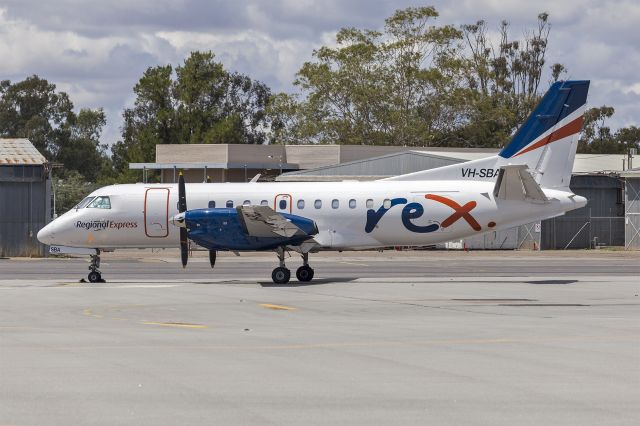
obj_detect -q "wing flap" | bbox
[237,205,309,238]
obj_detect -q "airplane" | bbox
[37,80,590,284]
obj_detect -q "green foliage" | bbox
[578,106,640,154]
[113,51,273,178]
[280,6,464,146]
[52,170,100,214]
[270,7,586,150]
[0,75,111,181]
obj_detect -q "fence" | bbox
[541,210,625,250]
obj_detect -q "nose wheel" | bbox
[87,251,105,283]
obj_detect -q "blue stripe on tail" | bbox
[499,80,590,159]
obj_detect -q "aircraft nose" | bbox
[37,222,56,245]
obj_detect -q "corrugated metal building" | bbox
[621,169,640,249]
[541,175,625,249]
[0,139,51,257]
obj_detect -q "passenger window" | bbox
[76,196,95,209]
[332,199,339,209]
[243,200,251,206]
[349,199,356,209]
[383,199,391,209]
[260,200,268,206]
[226,200,234,208]
[87,196,111,209]
[208,201,216,208]
[297,199,305,209]
[366,199,373,209]
[314,200,322,209]
[279,199,287,210]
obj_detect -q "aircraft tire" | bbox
[88,271,102,283]
[272,267,290,284]
[296,265,314,282]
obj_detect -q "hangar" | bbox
[131,143,636,250]
[0,139,51,257]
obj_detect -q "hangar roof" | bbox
[0,139,47,165]
[277,150,629,181]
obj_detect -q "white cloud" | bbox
[0,1,638,147]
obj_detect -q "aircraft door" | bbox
[274,194,292,214]
[144,188,170,237]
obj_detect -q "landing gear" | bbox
[296,253,314,282]
[270,249,314,284]
[272,267,291,284]
[271,248,291,284]
[87,250,104,283]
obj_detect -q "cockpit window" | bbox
[75,196,95,209]
[87,196,111,209]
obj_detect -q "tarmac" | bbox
[1,250,639,425]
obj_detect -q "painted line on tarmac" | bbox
[260,303,297,311]
[142,321,208,329]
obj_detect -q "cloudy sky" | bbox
[1,0,638,146]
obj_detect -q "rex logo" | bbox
[365,195,481,233]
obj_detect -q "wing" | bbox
[236,205,316,238]
[493,165,549,203]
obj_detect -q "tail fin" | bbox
[383,80,590,188]
[498,80,589,189]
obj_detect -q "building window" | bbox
[383,199,391,209]
[260,200,268,206]
[314,200,322,209]
[349,199,356,209]
[208,201,216,208]
[366,199,374,209]
[87,196,111,209]
[297,199,305,209]
[226,200,234,208]
[243,200,251,206]
[279,199,287,210]
[332,199,339,209]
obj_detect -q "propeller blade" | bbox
[178,172,187,213]
[209,250,216,268]
[180,227,188,268]
[178,172,188,268]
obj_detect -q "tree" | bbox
[277,7,463,146]
[113,52,273,177]
[272,8,567,149]
[457,13,566,148]
[0,75,110,182]
[578,106,640,154]
[0,75,73,157]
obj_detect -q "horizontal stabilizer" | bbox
[493,165,549,203]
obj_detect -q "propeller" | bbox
[178,172,188,268]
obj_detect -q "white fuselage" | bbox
[38,180,586,251]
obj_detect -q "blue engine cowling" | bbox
[185,208,318,251]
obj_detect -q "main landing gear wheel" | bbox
[296,265,314,282]
[272,267,291,284]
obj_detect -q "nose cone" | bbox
[37,222,56,245]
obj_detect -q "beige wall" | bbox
[156,144,228,163]
[285,145,340,169]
